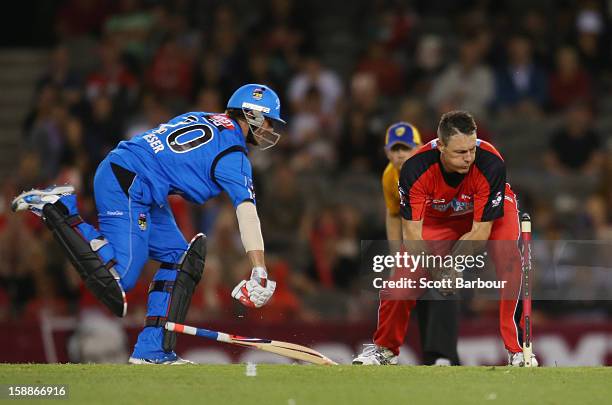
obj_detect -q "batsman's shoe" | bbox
[508,351,539,367]
[11,185,75,216]
[128,352,195,365]
[352,344,398,365]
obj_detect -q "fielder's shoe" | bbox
[128,352,195,365]
[352,344,398,365]
[508,351,539,367]
[11,185,75,216]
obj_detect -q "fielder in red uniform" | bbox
[353,122,460,366]
[359,111,538,366]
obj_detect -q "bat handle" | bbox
[166,322,222,341]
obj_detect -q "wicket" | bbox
[520,213,534,367]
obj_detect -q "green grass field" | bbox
[1,364,611,405]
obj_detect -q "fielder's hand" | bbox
[232,267,276,308]
[429,264,462,296]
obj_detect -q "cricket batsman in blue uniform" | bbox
[12,84,284,364]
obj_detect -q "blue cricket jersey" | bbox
[109,112,255,207]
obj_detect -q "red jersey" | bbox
[399,139,514,222]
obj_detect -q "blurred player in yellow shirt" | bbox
[381,123,422,241]
[354,122,460,365]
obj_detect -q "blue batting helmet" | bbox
[227,84,286,124]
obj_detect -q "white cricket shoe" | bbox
[11,185,75,216]
[128,355,195,365]
[508,351,539,367]
[352,344,398,365]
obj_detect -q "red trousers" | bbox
[373,196,524,355]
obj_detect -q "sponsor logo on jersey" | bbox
[491,191,502,207]
[432,198,474,214]
[138,213,147,231]
[208,114,235,130]
[106,210,124,216]
[399,186,407,207]
[246,177,256,201]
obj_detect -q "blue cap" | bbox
[384,122,422,150]
[227,84,286,124]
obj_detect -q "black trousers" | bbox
[415,290,460,365]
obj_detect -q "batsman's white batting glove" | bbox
[231,267,276,308]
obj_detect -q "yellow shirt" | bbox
[382,162,400,216]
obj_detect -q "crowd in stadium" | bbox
[1,0,612,323]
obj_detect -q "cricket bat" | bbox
[165,322,337,365]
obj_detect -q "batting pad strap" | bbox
[104,259,118,271]
[66,214,84,227]
[159,262,180,270]
[148,280,175,294]
[145,316,167,328]
[236,201,264,252]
